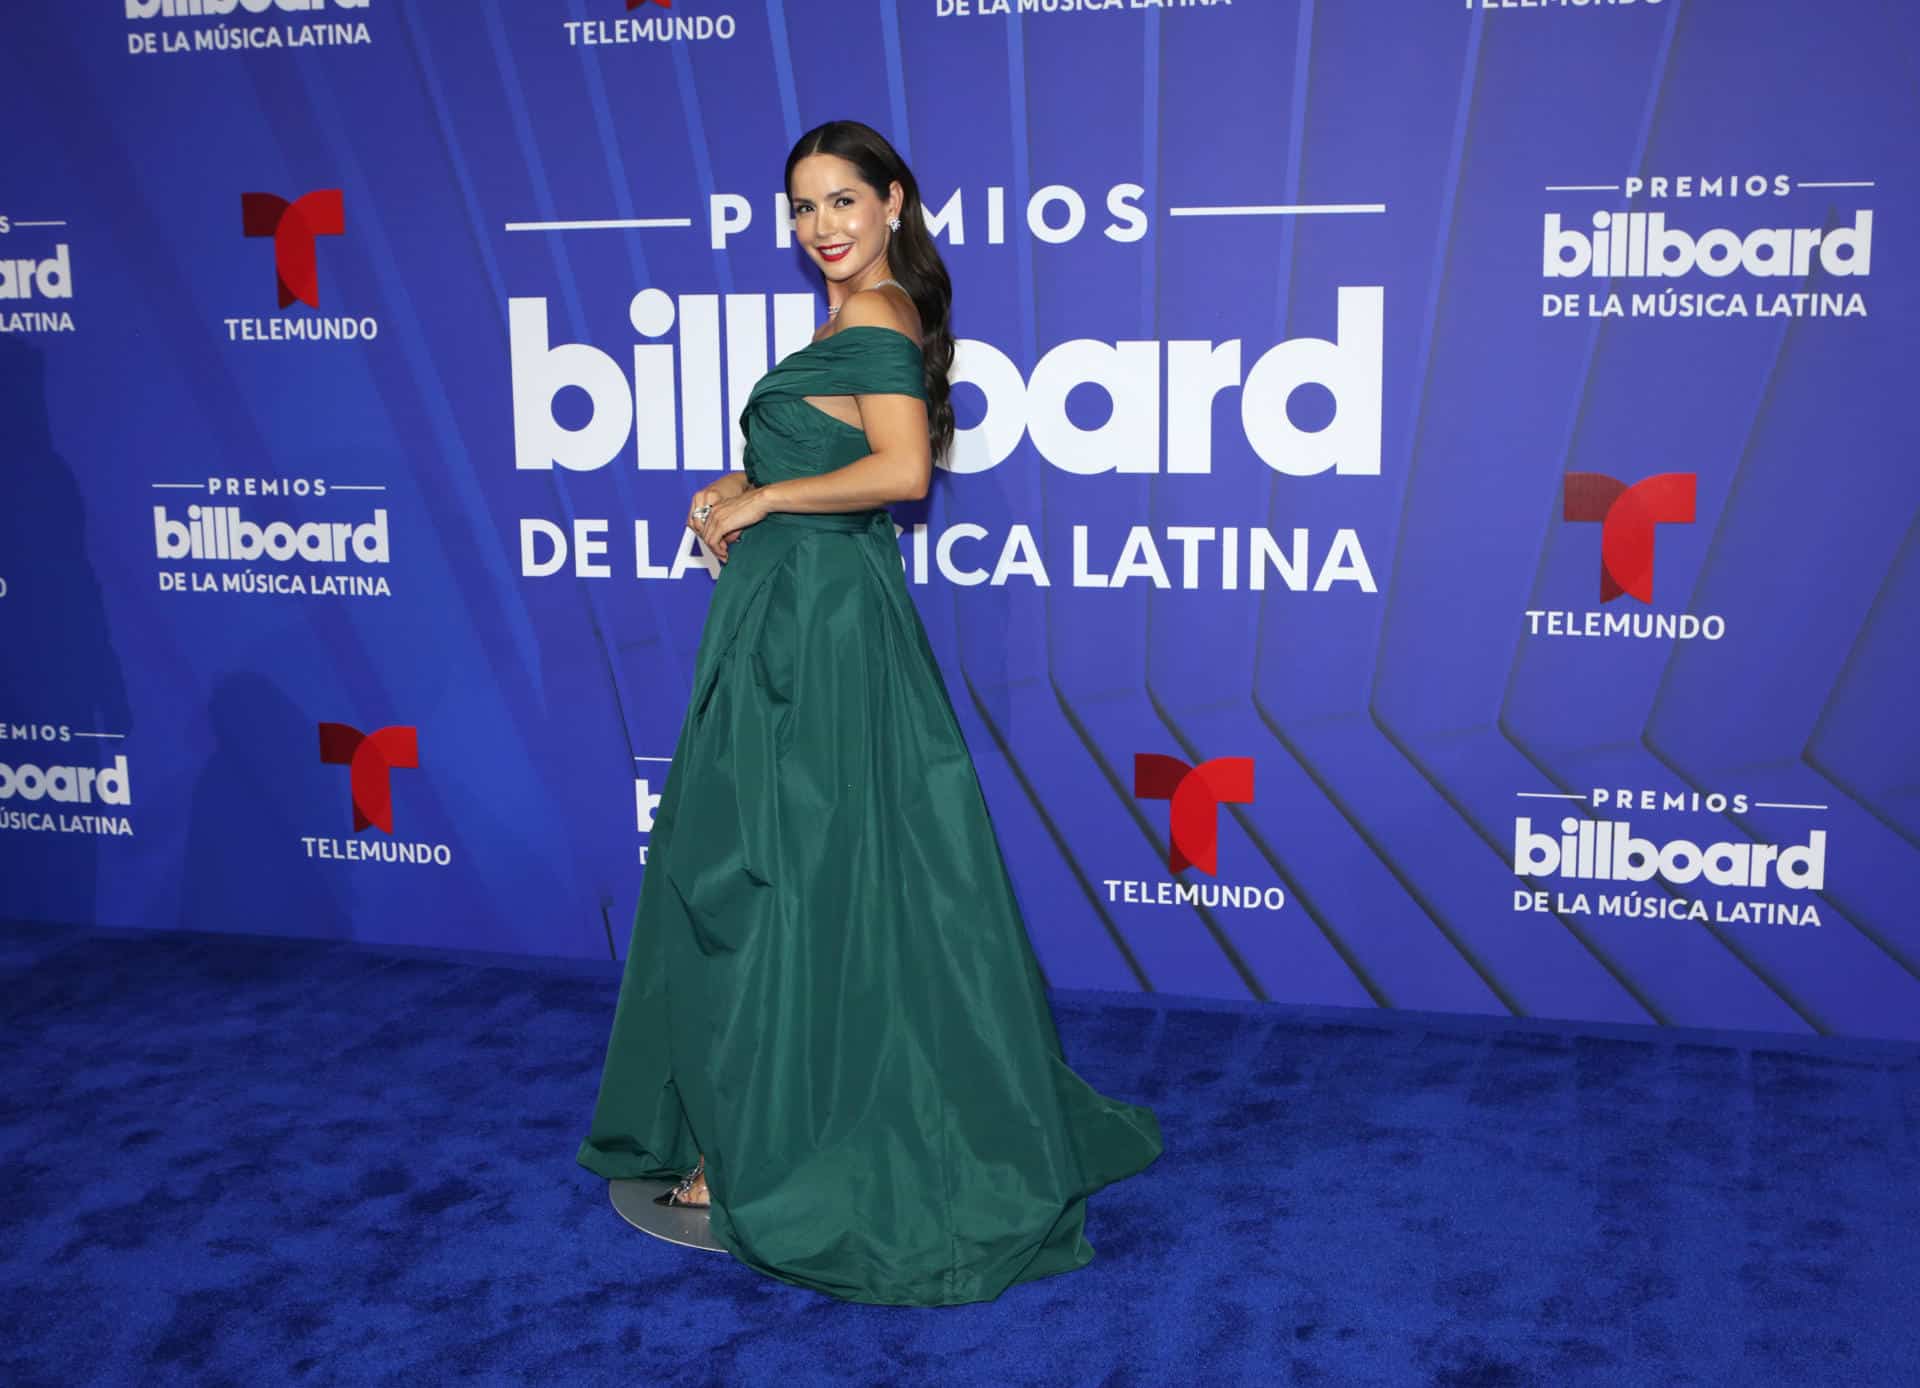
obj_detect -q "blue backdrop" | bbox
[3,0,1917,1040]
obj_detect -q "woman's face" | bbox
[788,153,900,284]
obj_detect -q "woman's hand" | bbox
[696,483,772,563]
[687,473,756,561]
[685,472,751,531]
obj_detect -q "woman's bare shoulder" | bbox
[829,286,921,344]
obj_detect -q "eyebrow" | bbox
[793,188,855,202]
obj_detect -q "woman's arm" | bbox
[697,423,927,561]
[697,294,931,560]
[759,391,931,511]
[766,291,931,510]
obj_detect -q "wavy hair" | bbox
[785,120,956,465]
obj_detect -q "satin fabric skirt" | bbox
[577,509,1162,1306]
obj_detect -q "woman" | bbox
[577,120,1161,1307]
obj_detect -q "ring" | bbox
[692,504,713,523]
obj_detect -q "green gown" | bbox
[576,324,1162,1306]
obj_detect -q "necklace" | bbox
[827,277,904,318]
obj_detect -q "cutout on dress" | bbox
[802,394,863,431]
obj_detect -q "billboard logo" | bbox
[1543,210,1872,281]
[242,190,344,309]
[509,286,1382,478]
[0,754,130,806]
[319,722,417,834]
[128,0,369,18]
[0,749,135,838]
[1536,178,1874,325]
[154,505,390,564]
[124,3,373,59]
[1564,472,1695,604]
[636,771,664,864]
[0,244,72,301]
[1514,816,1825,891]
[0,218,77,334]
[1134,753,1253,876]
[1510,790,1827,928]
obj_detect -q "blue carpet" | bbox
[2,920,1916,1386]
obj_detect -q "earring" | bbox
[888,216,901,232]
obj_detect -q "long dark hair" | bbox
[785,120,956,465]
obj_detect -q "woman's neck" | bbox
[826,265,899,314]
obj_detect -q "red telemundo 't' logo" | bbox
[1563,472,1697,605]
[1134,754,1254,876]
[319,723,419,835]
[241,190,345,309]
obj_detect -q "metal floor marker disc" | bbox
[608,1179,729,1253]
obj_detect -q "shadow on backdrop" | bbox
[178,672,358,939]
[0,339,130,927]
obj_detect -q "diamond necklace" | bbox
[827,277,904,318]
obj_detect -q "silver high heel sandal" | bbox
[652,1156,709,1209]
